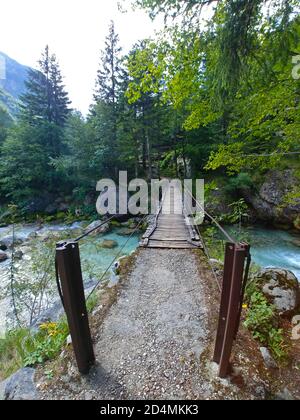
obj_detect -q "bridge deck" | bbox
[141,184,202,249]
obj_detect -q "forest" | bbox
[0,1,300,398]
[0,0,299,222]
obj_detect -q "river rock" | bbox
[255,268,300,316]
[118,228,136,236]
[4,368,39,400]
[0,235,24,248]
[291,238,300,247]
[0,250,8,262]
[85,221,110,236]
[0,241,7,251]
[14,250,23,260]
[100,240,118,249]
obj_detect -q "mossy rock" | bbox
[255,268,300,316]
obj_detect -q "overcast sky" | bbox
[0,0,163,114]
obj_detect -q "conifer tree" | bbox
[21,45,70,127]
[91,21,123,179]
[94,21,122,105]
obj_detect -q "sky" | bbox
[0,0,163,114]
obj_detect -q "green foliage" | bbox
[23,321,69,367]
[0,320,69,380]
[224,173,254,195]
[0,328,32,380]
[201,226,226,261]
[222,199,250,225]
[244,286,288,363]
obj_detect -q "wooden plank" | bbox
[141,183,203,249]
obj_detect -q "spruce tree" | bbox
[91,21,123,179]
[94,21,122,105]
[21,45,70,127]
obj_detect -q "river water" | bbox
[226,225,300,280]
[0,222,299,335]
[0,222,140,335]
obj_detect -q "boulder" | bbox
[255,268,300,316]
[85,221,110,236]
[0,235,24,248]
[4,368,39,400]
[0,250,8,262]
[100,240,118,249]
[242,170,300,228]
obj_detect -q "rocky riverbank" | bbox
[242,170,300,231]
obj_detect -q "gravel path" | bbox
[38,248,248,400]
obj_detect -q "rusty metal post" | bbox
[56,241,95,374]
[213,242,235,364]
[234,244,251,339]
[218,244,248,378]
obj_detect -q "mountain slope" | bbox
[0,52,31,117]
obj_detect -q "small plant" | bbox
[23,321,69,367]
[244,288,288,363]
[224,198,250,229]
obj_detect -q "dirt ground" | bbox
[35,248,300,400]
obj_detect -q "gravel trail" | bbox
[38,248,248,400]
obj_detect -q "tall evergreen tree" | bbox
[91,21,123,179]
[21,45,70,127]
[94,21,122,105]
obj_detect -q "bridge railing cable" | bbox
[54,212,147,374]
[185,188,237,245]
[185,188,252,378]
[85,214,148,302]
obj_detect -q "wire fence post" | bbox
[214,242,250,378]
[56,240,95,374]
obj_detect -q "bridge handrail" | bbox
[185,188,237,245]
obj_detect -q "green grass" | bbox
[0,291,100,381]
[0,319,69,381]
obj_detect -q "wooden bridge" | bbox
[55,183,251,380]
[140,183,202,249]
